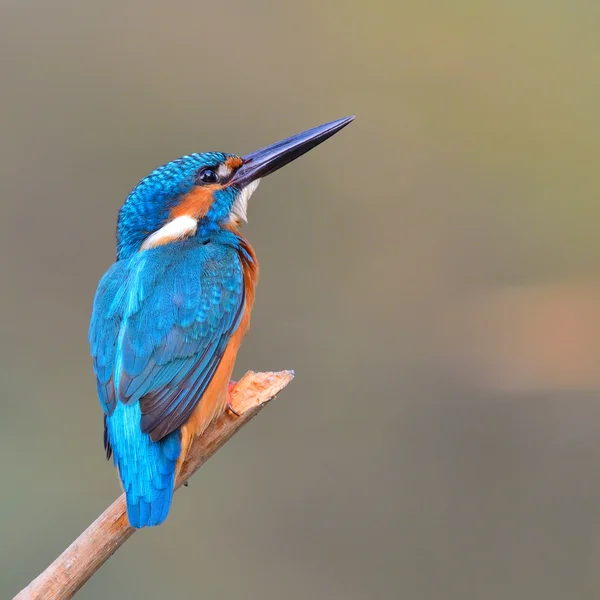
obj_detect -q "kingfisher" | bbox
[88,116,354,528]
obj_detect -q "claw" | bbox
[227,380,240,417]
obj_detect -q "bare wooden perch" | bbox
[15,370,294,600]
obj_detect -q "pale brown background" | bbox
[2,1,600,598]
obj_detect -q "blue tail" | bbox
[106,402,181,528]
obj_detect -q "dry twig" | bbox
[14,370,294,600]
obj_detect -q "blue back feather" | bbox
[90,232,246,527]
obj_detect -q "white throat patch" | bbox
[141,215,198,250]
[230,179,261,223]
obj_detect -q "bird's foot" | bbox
[227,380,240,417]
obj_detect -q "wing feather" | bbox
[89,240,245,442]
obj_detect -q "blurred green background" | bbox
[2,1,600,598]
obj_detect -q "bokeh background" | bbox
[2,1,600,598]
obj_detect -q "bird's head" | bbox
[116,116,354,260]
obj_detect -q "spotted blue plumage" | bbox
[117,153,232,261]
[89,233,245,527]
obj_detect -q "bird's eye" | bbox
[197,168,220,184]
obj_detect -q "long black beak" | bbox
[229,116,355,188]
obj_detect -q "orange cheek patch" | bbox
[171,185,219,219]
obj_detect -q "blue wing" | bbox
[89,240,245,527]
[89,239,245,441]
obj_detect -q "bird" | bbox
[88,116,354,528]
